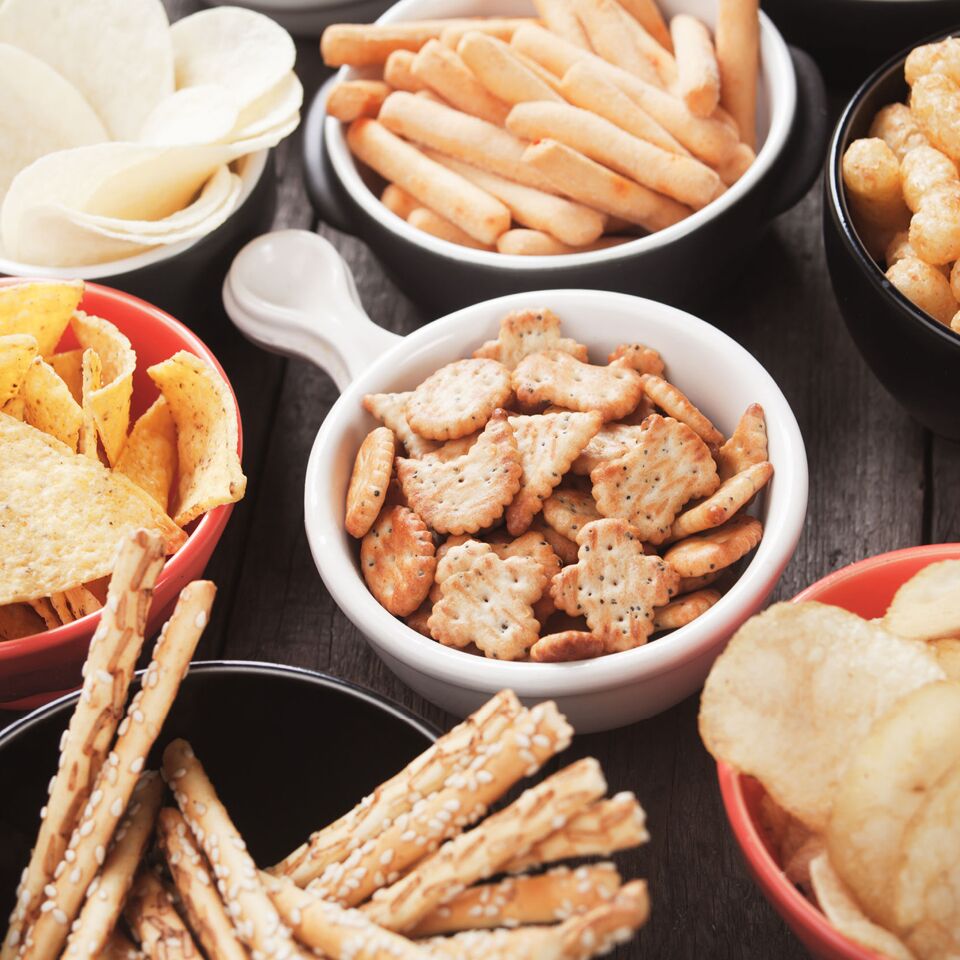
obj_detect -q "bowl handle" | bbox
[222,229,402,391]
[766,46,829,217]
[303,77,359,236]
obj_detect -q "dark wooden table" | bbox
[9,5,960,957]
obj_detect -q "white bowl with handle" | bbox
[223,228,808,731]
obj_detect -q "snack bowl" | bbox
[0,661,437,908]
[302,0,828,313]
[0,151,276,319]
[202,0,394,38]
[0,281,242,710]
[223,229,808,733]
[717,542,960,960]
[823,29,960,440]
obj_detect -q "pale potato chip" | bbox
[828,681,960,927]
[80,347,102,460]
[0,602,45,641]
[232,72,303,141]
[363,391,439,459]
[21,357,83,450]
[115,397,177,512]
[717,403,767,481]
[148,350,246,527]
[361,505,436,617]
[48,348,83,403]
[931,637,960,680]
[893,760,960,959]
[0,280,82,356]
[139,86,240,147]
[884,560,960,642]
[0,412,185,604]
[0,0,173,140]
[699,602,946,831]
[472,308,588,370]
[71,311,136,465]
[0,332,37,403]
[809,854,915,960]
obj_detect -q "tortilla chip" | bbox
[0,333,38,403]
[71,311,135,464]
[48,348,84,403]
[21,357,83,450]
[0,413,186,605]
[0,280,83,355]
[26,597,60,630]
[80,347,102,459]
[0,602,45,640]
[115,396,177,512]
[1,394,24,420]
[148,350,245,526]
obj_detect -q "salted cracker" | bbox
[607,342,665,375]
[363,391,439,458]
[360,505,436,616]
[570,424,646,476]
[530,630,605,662]
[716,402,768,480]
[345,426,396,538]
[472,307,588,370]
[670,460,773,540]
[531,518,579,565]
[653,588,722,630]
[663,513,763,578]
[640,374,724,447]
[541,486,602,543]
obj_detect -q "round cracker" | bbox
[663,513,763,578]
[361,505,436,616]
[407,358,512,440]
[345,426,395,538]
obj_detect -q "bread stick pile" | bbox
[3,538,653,959]
[322,0,760,255]
[843,37,960,334]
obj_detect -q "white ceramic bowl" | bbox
[223,229,809,732]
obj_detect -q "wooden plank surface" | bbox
[2,4,957,958]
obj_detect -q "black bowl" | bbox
[0,661,437,913]
[823,28,960,440]
[303,49,828,314]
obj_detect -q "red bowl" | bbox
[717,543,960,960]
[0,280,241,709]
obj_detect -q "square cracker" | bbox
[473,308,588,370]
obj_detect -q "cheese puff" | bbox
[900,145,958,212]
[905,37,960,86]
[909,181,960,264]
[886,255,959,326]
[869,103,927,161]
[910,73,960,162]
[842,137,910,231]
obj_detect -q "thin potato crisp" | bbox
[0,413,185,605]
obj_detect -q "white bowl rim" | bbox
[0,150,269,281]
[325,0,798,270]
[303,287,809,697]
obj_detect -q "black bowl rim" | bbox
[826,24,960,350]
[0,660,441,752]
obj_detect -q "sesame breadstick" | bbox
[409,863,622,936]
[504,791,648,872]
[1,530,164,960]
[156,808,250,960]
[362,758,608,932]
[271,690,522,885]
[62,773,164,959]
[262,873,428,960]
[163,739,302,960]
[124,870,200,959]
[306,701,573,907]
[19,581,215,960]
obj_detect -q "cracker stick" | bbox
[271,691,522,885]
[560,61,689,155]
[163,740,302,960]
[457,32,564,106]
[62,773,164,959]
[327,80,392,122]
[412,41,510,126]
[347,119,510,245]
[505,792,648,872]
[409,863,622,936]
[307,701,573,906]
[408,208,496,249]
[671,14,720,118]
[715,0,759,148]
[533,0,591,48]
[384,50,428,92]
[378,91,558,192]
[524,139,689,231]
[424,150,605,246]
[1,530,164,960]
[124,870,199,959]
[20,581,215,960]
[507,101,722,209]
[156,808,250,960]
[512,25,738,165]
[619,0,672,49]
[321,20,535,67]
[437,19,539,50]
[497,230,629,255]
[716,140,755,186]
[382,184,419,219]
[263,874,427,960]
[363,758,608,932]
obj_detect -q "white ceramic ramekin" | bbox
[223,229,808,732]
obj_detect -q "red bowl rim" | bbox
[0,279,242,661]
[717,542,960,959]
